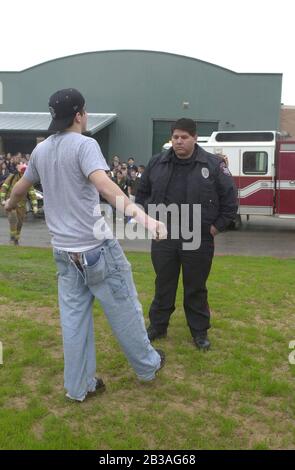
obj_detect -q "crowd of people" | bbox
[1,152,145,198]
[108,156,145,198]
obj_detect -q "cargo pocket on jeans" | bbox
[108,272,129,300]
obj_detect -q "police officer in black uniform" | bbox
[136,118,238,350]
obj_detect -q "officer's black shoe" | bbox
[147,325,167,341]
[193,333,211,351]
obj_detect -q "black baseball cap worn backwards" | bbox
[48,88,85,132]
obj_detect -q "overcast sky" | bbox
[1,0,295,104]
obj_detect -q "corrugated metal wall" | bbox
[0,50,282,164]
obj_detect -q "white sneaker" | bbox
[66,392,86,402]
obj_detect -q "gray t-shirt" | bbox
[25,132,112,251]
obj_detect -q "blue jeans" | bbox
[53,239,161,400]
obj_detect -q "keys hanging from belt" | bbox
[68,252,83,272]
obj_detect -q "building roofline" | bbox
[0,50,283,77]
[0,112,117,135]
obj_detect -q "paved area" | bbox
[1,209,295,257]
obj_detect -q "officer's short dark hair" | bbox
[171,118,197,137]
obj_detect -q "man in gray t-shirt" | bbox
[5,88,167,402]
[25,131,112,251]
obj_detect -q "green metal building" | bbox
[0,50,282,164]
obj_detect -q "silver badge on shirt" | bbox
[201,167,209,179]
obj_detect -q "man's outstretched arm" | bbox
[89,170,167,240]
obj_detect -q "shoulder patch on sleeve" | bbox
[219,161,232,176]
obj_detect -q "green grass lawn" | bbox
[0,246,295,450]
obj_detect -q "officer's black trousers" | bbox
[149,236,214,337]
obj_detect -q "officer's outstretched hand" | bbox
[210,225,219,238]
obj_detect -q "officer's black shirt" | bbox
[164,149,196,238]
[164,150,196,206]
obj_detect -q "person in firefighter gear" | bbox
[0,162,38,245]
